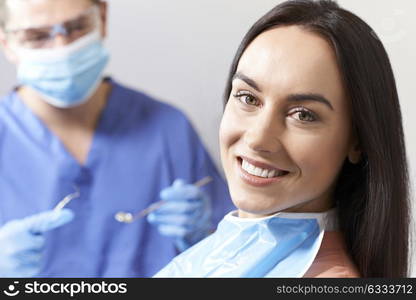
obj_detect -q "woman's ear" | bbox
[348,138,362,164]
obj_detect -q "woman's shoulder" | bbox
[303,231,361,278]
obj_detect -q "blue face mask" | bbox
[16,30,109,108]
[154,208,338,277]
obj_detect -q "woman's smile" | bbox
[236,156,290,187]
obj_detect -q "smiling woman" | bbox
[155,0,410,278]
[219,0,410,278]
[222,25,353,217]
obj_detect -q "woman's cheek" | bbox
[220,104,244,150]
[219,106,237,173]
[291,133,348,194]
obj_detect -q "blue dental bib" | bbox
[154,209,337,277]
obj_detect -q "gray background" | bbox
[0,0,415,275]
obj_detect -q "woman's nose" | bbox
[243,114,283,153]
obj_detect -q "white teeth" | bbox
[241,159,284,178]
[247,163,255,174]
[253,167,262,177]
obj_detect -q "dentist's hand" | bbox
[0,209,74,277]
[147,179,212,252]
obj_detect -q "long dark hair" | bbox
[223,0,410,277]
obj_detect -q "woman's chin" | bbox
[232,198,283,218]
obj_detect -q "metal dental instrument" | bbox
[114,176,213,224]
[53,185,80,212]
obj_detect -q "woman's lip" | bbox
[238,155,288,172]
[237,157,288,187]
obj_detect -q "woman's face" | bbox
[220,26,357,218]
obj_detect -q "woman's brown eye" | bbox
[242,95,257,105]
[292,109,317,122]
[233,92,258,106]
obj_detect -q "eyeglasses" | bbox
[5,5,100,49]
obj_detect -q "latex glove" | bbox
[147,179,212,252]
[0,209,74,277]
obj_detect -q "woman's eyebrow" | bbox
[232,72,334,110]
[232,72,261,92]
[287,93,334,110]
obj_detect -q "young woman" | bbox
[154,0,410,278]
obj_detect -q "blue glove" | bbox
[0,209,74,277]
[147,179,212,252]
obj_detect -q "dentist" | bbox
[0,0,232,277]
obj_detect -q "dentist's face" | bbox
[5,0,94,34]
[220,26,356,218]
[1,0,106,63]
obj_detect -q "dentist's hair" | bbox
[224,0,410,277]
[0,0,102,28]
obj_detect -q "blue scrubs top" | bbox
[0,78,234,277]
